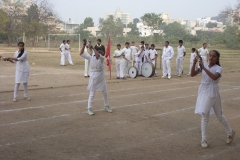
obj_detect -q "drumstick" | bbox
[195,50,203,71]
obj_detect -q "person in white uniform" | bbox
[187,48,197,76]
[191,50,235,148]
[65,40,74,65]
[3,42,31,102]
[149,44,158,77]
[84,40,95,78]
[59,40,67,66]
[130,41,138,67]
[135,46,145,76]
[122,42,132,77]
[139,41,145,63]
[113,44,125,79]
[198,43,209,65]
[162,41,174,79]
[144,44,150,63]
[80,39,112,116]
[176,40,186,77]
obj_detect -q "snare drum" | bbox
[141,62,155,77]
[128,66,138,78]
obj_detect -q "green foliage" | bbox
[163,22,188,39]
[83,17,94,28]
[99,16,124,37]
[141,13,163,30]
[206,22,217,28]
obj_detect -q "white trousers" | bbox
[162,59,171,78]
[88,91,109,109]
[60,52,66,65]
[116,62,124,78]
[201,96,232,142]
[65,52,74,65]
[14,83,28,99]
[124,60,131,76]
[135,61,142,75]
[189,62,193,74]
[84,59,90,76]
[176,57,184,75]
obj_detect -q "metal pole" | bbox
[79,34,80,52]
[48,34,50,50]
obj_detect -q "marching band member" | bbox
[135,46,145,76]
[65,40,74,65]
[80,39,112,116]
[144,43,150,62]
[113,44,125,79]
[162,41,174,79]
[59,40,67,66]
[191,50,235,148]
[149,44,158,77]
[198,43,209,65]
[84,40,95,78]
[122,42,132,77]
[187,48,197,76]
[176,40,186,77]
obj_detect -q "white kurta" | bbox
[14,51,30,83]
[81,53,106,92]
[198,47,209,65]
[195,64,222,115]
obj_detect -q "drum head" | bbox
[142,62,155,77]
[128,67,138,78]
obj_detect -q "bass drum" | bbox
[128,66,138,78]
[142,62,155,77]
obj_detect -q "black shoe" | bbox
[121,77,127,80]
[116,77,120,79]
[85,76,88,78]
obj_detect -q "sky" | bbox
[50,0,237,25]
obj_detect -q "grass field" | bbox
[0,47,240,160]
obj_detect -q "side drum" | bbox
[128,67,138,78]
[141,62,155,77]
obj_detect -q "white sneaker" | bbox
[104,106,113,113]
[24,97,31,101]
[187,73,190,76]
[168,76,171,80]
[161,76,167,79]
[13,98,17,102]
[227,130,235,144]
[87,109,94,116]
[201,141,208,148]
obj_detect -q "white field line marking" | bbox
[232,97,240,100]
[0,87,239,127]
[0,72,82,78]
[0,86,198,113]
[0,81,195,104]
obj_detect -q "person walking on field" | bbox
[198,43,209,65]
[80,39,112,116]
[176,40,186,77]
[65,40,74,65]
[2,42,31,102]
[113,44,125,79]
[94,39,105,56]
[59,40,67,66]
[191,50,235,148]
[162,41,174,79]
[187,48,197,76]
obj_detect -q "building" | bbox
[123,28,131,36]
[83,27,101,37]
[104,10,131,26]
[136,22,162,37]
[160,13,183,24]
[65,18,80,34]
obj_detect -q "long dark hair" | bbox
[210,50,221,66]
[17,42,25,58]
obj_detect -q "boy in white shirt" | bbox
[176,40,186,77]
[144,44,150,62]
[162,41,174,79]
[188,48,197,75]
[65,40,74,65]
[59,40,66,66]
[135,46,145,76]
[113,44,125,79]
[149,44,158,76]
[122,42,132,77]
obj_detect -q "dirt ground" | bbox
[0,48,240,160]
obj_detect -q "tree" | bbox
[0,0,24,46]
[140,13,163,30]
[83,17,94,28]
[206,22,217,28]
[133,18,140,24]
[99,15,124,37]
[163,22,188,40]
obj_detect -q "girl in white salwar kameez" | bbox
[80,40,112,116]
[3,42,31,102]
[191,50,235,148]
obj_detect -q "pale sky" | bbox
[50,0,237,25]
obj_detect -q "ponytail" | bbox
[17,42,25,58]
[211,50,221,66]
